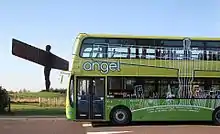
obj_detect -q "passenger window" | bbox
[80,43,107,58]
[80,38,220,61]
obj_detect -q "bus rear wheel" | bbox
[110,107,131,125]
[212,107,220,125]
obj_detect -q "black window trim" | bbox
[80,37,220,56]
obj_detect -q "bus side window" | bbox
[198,53,203,60]
[203,50,207,60]
[111,49,116,58]
[218,52,220,60]
[155,48,160,59]
[208,51,212,60]
[89,49,93,57]
[127,47,131,58]
[136,48,139,58]
[141,48,146,59]
[213,52,217,61]
[95,47,101,58]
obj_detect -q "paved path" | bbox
[83,122,220,134]
[0,118,219,134]
[0,118,85,134]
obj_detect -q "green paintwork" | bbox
[65,105,75,120]
[65,98,220,121]
[72,58,220,77]
[105,99,220,121]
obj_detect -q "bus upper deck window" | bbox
[155,48,160,59]
[136,48,139,58]
[111,49,116,58]
[127,47,131,58]
[141,48,146,59]
[208,51,212,60]
[203,50,207,60]
[95,47,101,58]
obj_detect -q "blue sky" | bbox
[1,0,220,91]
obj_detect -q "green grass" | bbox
[11,104,65,116]
[10,92,65,98]
[4,92,66,116]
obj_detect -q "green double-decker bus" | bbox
[65,33,220,125]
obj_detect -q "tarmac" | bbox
[0,117,219,134]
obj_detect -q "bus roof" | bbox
[77,33,220,41]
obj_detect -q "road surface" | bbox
[0,117,219,134]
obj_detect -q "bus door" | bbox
[76,77,105,120]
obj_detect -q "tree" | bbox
[0,86,10,113]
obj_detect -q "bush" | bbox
[0,86,10,113]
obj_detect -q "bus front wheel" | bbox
[110,106,131,125]
[212,107,220,125]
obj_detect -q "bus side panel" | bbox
[106,99,219,121]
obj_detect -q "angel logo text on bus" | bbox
[82,60,120,74]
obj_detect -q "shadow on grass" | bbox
[92,121,214,127]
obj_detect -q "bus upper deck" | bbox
[71,33,220,77]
